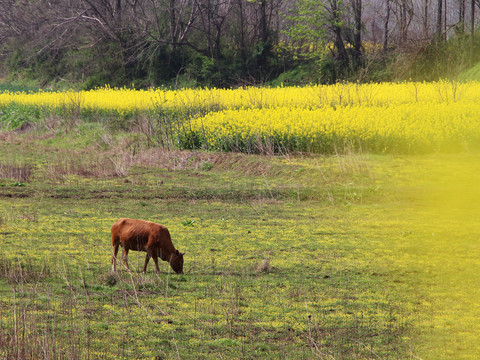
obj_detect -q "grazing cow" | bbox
[111,218,184,274]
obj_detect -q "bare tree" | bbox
[436,0,443,38]
[194,0,233,58]
[394,0,414,44]
[351,0,363,66]
[1,0,480,86]
[422,0,431,38]
[383,0,392,50]
[459,0,466,32]
[470,0,475,62]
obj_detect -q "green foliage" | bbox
[282,0,327,58]
[80,42,129,90]
[181,219,196,227]
[396,33,480,81]
[191,55,222,86]
[0,103,44,129]
[146,47,187,86]
[0,83,42,93]
[319,56,340,84]
[458,60,480,81]
[199,161,214,172]
[267,63,319,86]
[183,50,271,88]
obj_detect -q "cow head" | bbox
[170,250,185,274]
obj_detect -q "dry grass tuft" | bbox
[0,257,50,285]
[102,271,119,287]
[42,147,135,181]
[0,161,33,182]
[256,258,272,273]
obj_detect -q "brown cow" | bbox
[111,218,184,274]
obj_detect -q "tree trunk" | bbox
[259,0,268,43]
[170,0,177,46]
[400,1,405,43]
[471,0,475,64]
[236,0,247,61]
[352,0,363,67]
[436,0,443,39]
[444,0,447,40]
[332,0,349,71]
[423,0,429,38]
[383,0,390,51]
[459,0,465,32]
[116,0,121,18]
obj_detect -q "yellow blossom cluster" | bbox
[185,101,480,153]
[1,81,479,113]
[1,81,480,153]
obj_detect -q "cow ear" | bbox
[181,252,186,256]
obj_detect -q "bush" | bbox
[393,33,480,81]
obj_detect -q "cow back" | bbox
[112,218,175,255]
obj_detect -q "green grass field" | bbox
[1,124,480,359]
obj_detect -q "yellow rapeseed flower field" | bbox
[1,80,480,153]
[1,80,479,110]
[187,101,480,153]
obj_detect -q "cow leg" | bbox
[152,254,161,273]
[112,243,119,272]
[122,248,131,272]
[143,252,151,273]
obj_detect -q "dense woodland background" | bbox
[1,0,480,89]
